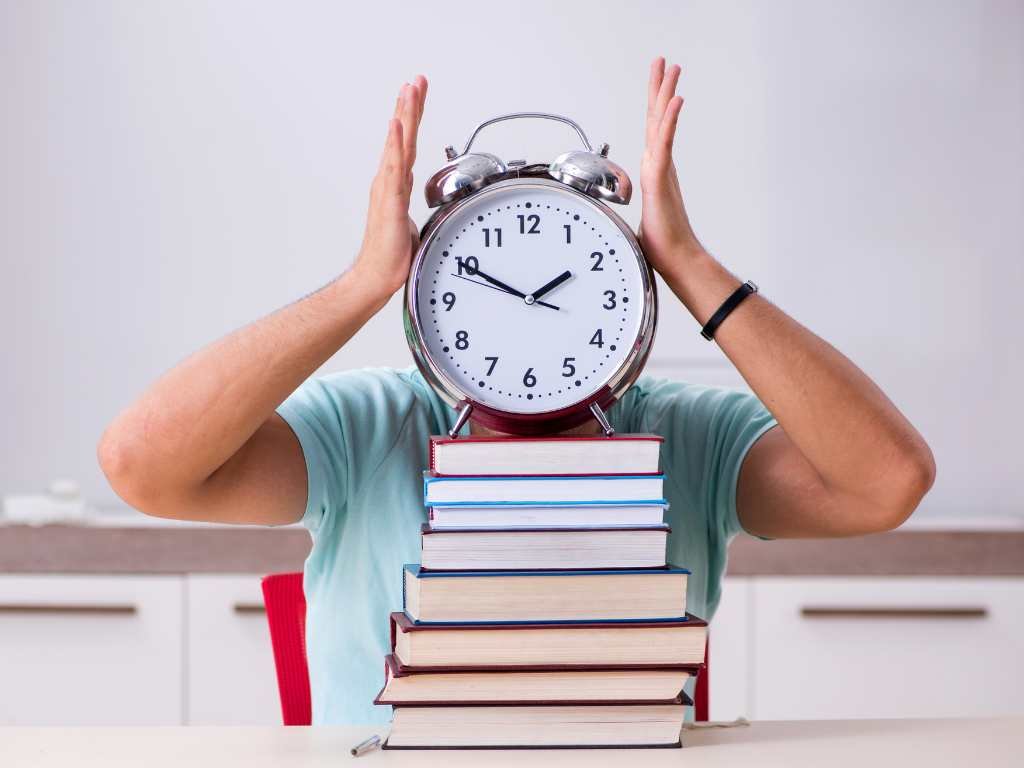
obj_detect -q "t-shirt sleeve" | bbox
[276,377,351,534]
[276,367,443,536]
[631,379,777,544]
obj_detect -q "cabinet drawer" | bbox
[0,575,183,725]
[751,577,1024,719]
[186,575,280,725]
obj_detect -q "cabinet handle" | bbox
[0,603,137,615]
[800,606,988,619]
[233,602,266,614]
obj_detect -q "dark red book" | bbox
[374,653,698,706]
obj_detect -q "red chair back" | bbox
[261,572,312,726]
[261,570,710,725]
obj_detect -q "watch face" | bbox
[410,180,649,416]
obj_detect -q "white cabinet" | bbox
[0,575,183,725]
[750,577,1024,720]
[185,575,281,725]
[708,577,752,721]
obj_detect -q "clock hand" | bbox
[449,273,560,310]
[467,266,528,299]
[527,270,573,303]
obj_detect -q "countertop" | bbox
[1,718,1020,767]
[1,519,1023,575]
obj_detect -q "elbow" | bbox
[97,419,174,519]
[871,440,937,533]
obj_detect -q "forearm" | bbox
[99,267,388,505]
[660,249,934,509]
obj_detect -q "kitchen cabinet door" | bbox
[185,575,281,725]
[751,577,1024,719]
[0,574,183,725]
[709,576,751,721]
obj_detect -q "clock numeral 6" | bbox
[590,252,604,271]
[522,368,537,388]
[441,292,456,311]
[455,330,469,350]
[483,228,502,247]
[457,256,479,276]
[602,290,617,309]
[589,329,604,348]
[484,356,499,376]
[561,357,576,377]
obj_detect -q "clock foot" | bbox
[589,402,615,437]
[448,402,474,438]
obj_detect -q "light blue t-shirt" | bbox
[277,367,776,725]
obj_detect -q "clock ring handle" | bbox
[456,112,593,158]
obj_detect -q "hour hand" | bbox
[528,270,573,303]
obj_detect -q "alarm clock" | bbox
[404,113,657,437]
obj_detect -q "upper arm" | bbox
[736,426,896,538]
[193,413,308,526]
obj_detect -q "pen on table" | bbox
[351,734,382,757]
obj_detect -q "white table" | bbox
[2,718,1019,767]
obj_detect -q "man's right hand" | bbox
[98,75,430,526]
[353,76,428,303]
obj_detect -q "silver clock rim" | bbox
[403,177,657,420]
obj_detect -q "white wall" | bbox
[2,0,1022,515]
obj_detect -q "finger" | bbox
[399,83,418,171]
[654,63,681,126]
[392,82,408,120]
[376,118,404,181]
[658,95,684,153]
[407,75,428,167]
[646,57,665,145]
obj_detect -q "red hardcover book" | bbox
[389,611,708,669]
[427,433,663,477]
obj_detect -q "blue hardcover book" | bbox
[422,472,665,506]
[402,563,690,624]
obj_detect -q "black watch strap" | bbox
[700,280,758,341]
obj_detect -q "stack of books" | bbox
[376,434,708,749]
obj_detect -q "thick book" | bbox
[428,434,663,477]
[403,564,688,623]
[390,611,708,668]
[374,654,696,705]
[385,701,686,749]
[423,472,665,506]
[419,523,670,570]
[428,502,667,529]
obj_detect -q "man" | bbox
[98,58,935,724]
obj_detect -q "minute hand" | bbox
[470,267,529,299]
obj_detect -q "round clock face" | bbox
[410,179,651,416]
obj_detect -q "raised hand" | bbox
[353,76,429,301]
[637,58,707,281]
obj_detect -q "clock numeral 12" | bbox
[517,214,540,235]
